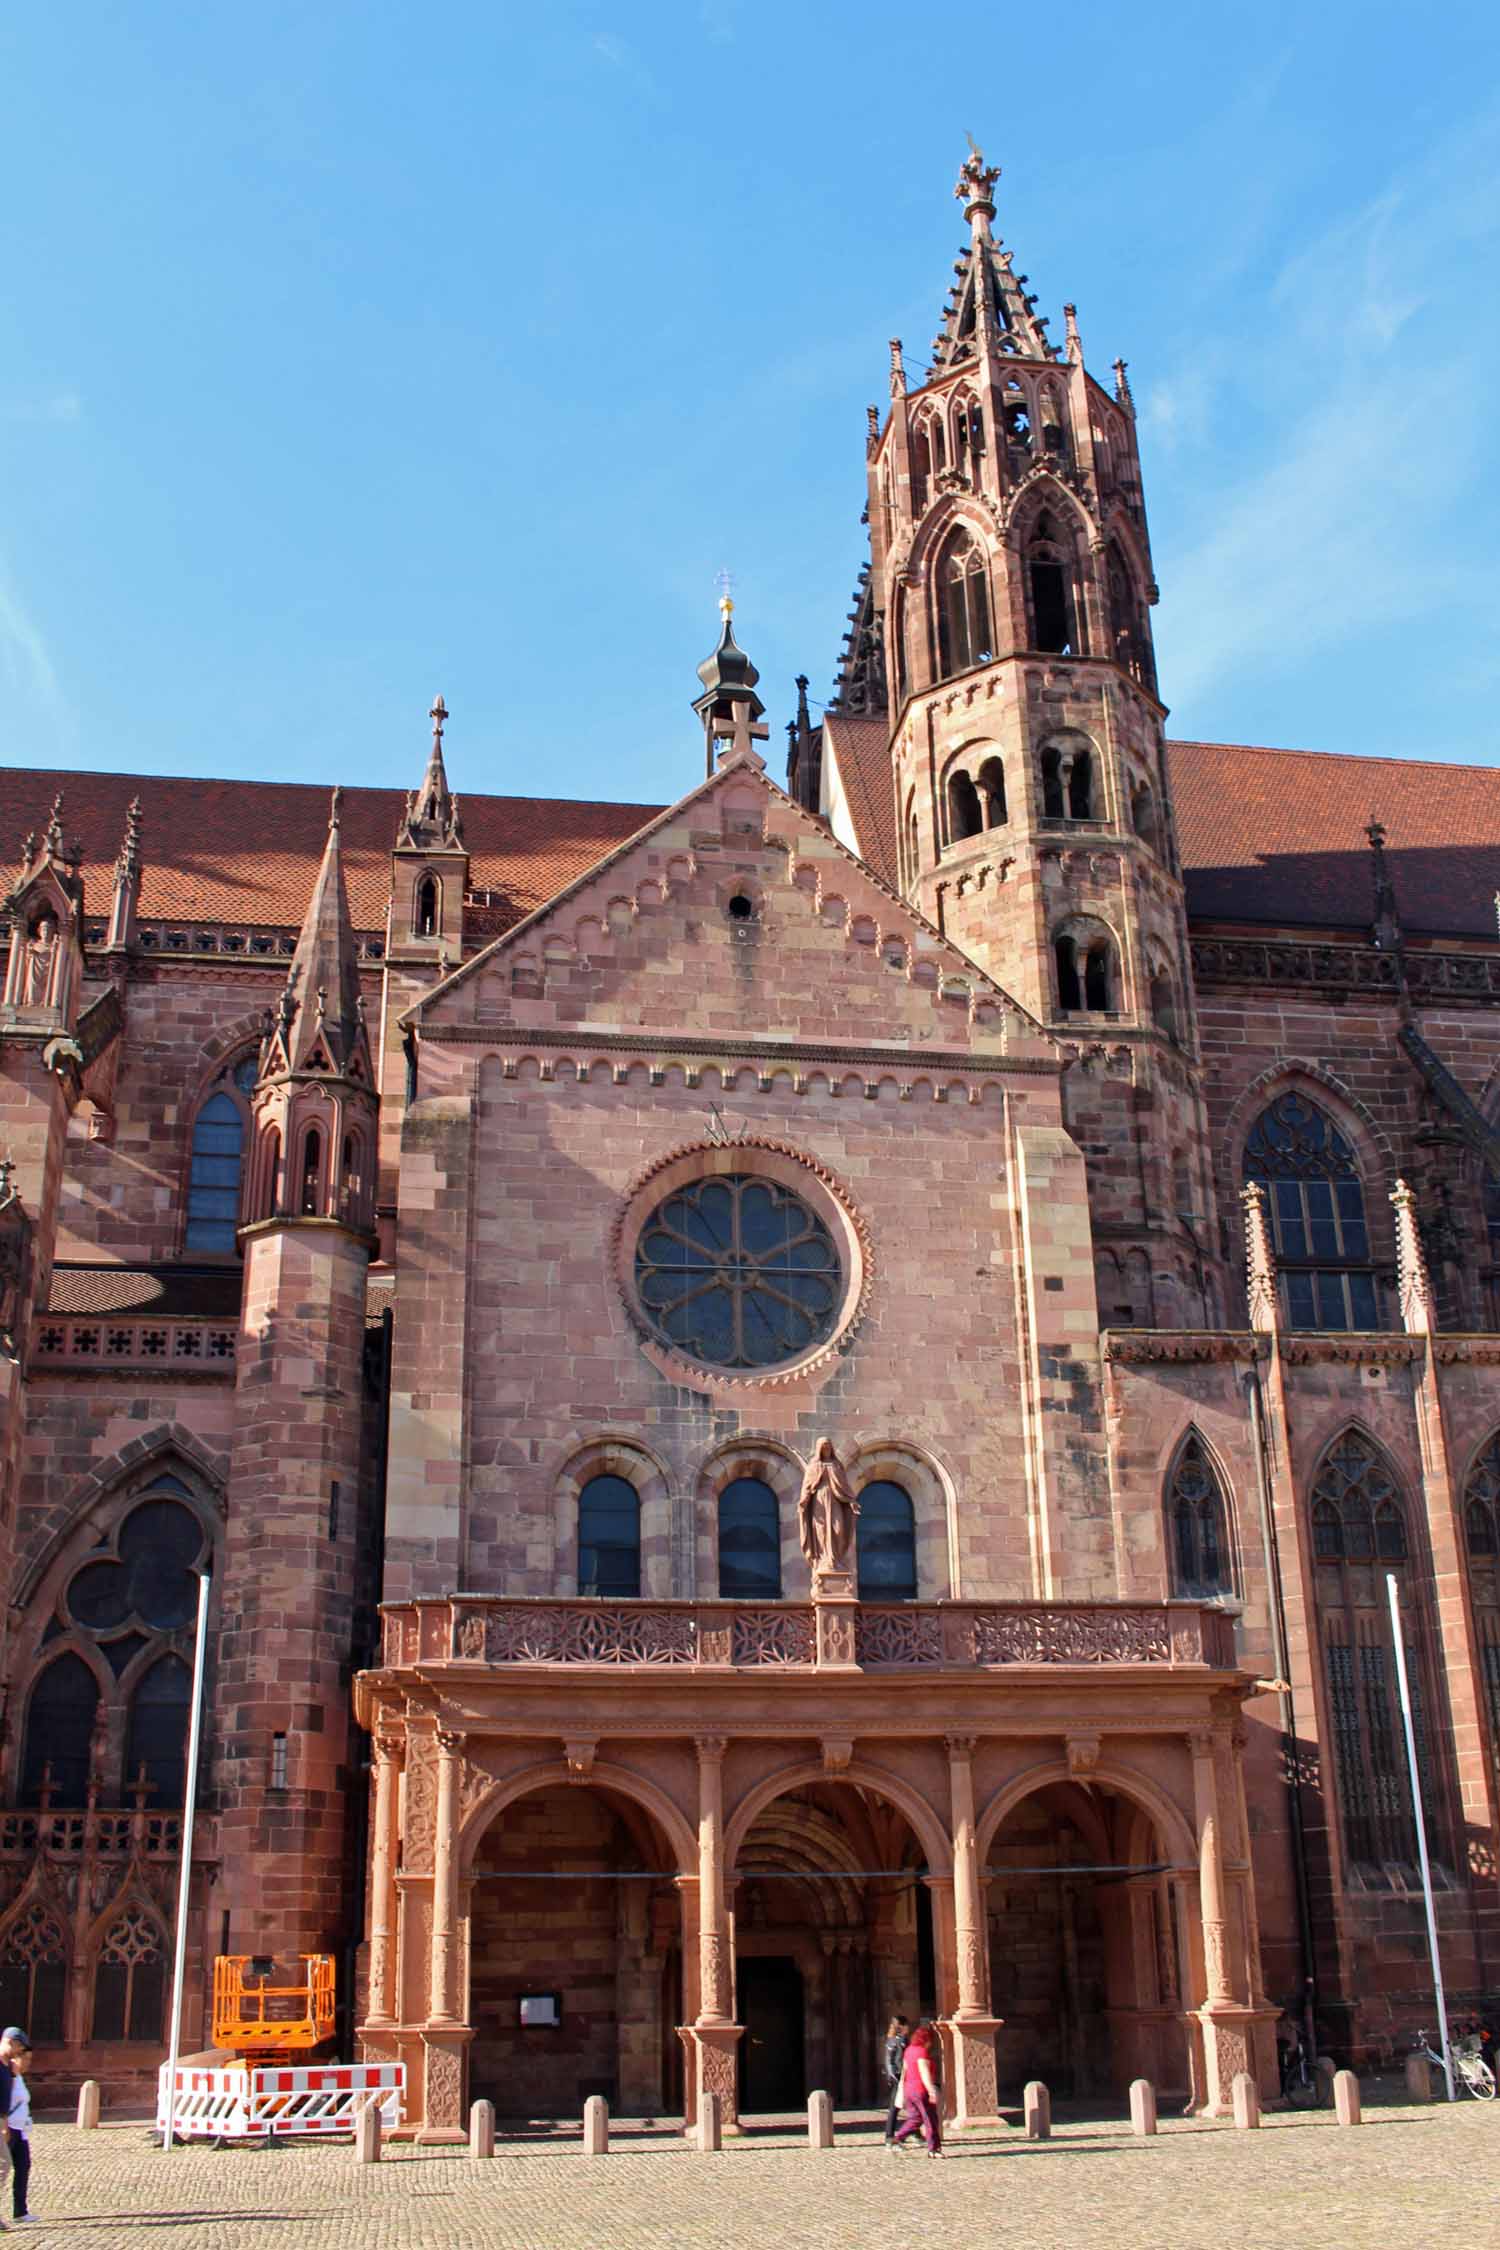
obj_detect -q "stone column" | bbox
[420,1725,471,2141]
[942,1736,1001,2126]
[691,1737,742,2127]
[365,1726,403,2028]
[1190,1725,1266,2114]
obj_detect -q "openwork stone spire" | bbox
[930,142,1055,372]
[1241,1182,1281,1333]
[1390,1178,1436,1335]
[105,797,142,952]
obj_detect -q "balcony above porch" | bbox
[374,1596,1239,1675]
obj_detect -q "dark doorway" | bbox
[738,1955,806,2114]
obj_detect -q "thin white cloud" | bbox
[3,391,82,425]
[0,560,60,715]
[1157,96,1500,713]
[591,31,659,96]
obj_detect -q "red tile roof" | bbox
[5,737,1498,949]
[1167,740,1500,940]
[823,715,899,888]
[0,768,658,938]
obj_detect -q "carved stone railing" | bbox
[381,1597,1237,1673]
[1191,935,1500,1002]
[32,1315,238,1374]
[0,1806,213,1858]
[75,919,387,964]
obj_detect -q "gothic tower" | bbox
[217,789,377,1955]
[869,148,1220,1324]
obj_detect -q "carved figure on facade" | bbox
[798,1439,859,1576]
[18,915,58,1008]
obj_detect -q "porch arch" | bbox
[976,1755,1196,1869]
[458,1756,696,1876]
[725,1757,952,1876]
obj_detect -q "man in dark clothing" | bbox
[882,2015,910,2145]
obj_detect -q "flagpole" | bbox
[1386,1571,1454,2100]
[160,1562,212,2149]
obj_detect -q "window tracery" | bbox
[1463,1434,1500,1781]
[634,1174,842,1372]
[92,1904,167,2043]
[0,1902,66,2043]
[934,531,993,678]
[1242,1092,1377,1331]
[1165,1434,1232,1598]
[184,1052,259,1253]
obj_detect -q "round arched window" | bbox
[633,1174,842,1371]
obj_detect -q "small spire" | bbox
[866,404,881,454]
[396,694,464,851]
[1113,358,1135,415]
[1390,1179,1436,1335]
[106,795,144,953]
[43,795,65,861]
[1241,1182,1281,1333]
[329,785,343,833]
[888,338,906,398]
[693,597,768,777]
[264,782,370,1084]
[17,833,35,879]
[1063,302,1083,364]
[1366,815,1407,1004]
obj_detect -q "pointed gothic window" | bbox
[184,1052,259,1254]
[946,769,983,845]
[1166,1434,1232,1598]
[909,423,932,518]
[1464,1435,1500,1776]
[935,533,993,679]
[1312,1431,1447,1871]
[20,1652,98,1807]
[578,1474,641,1598]
[857,1480,918,1601]
[1243,1092,1378,1331]
[717,1477,782,1601]
[1108,542,1151,686]
[125,1655,191,1809]
[1003,380,1033,471]
[415,875,439,938]
[1026,513,1075,655]
[0,1904,67,2044]
[299,1128,323,1217]
[92,1905,167,2043]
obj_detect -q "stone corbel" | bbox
[563,1736,598,1783]
[821,1737,854,1778]
[1066,1732,1103,1778]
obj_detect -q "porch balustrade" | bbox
[381,1596,1237,1672]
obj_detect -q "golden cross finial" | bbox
[715,568,735,621]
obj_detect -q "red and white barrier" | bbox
[156,2059,404,2140]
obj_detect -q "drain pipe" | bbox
[1244,1356,1319,2062]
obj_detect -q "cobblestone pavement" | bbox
[17,2091,1500,2250]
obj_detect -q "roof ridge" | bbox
[1167,739,1500,779]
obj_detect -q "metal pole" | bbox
[1386,1572,1454,2100]
[161,1563,212,2149]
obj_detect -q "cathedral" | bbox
[1,147,1498,2132]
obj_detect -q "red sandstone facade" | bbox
[0,151,1497,2127]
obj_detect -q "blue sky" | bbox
[2,2,1498,810]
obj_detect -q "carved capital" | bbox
[435,1727,466,1759]
[945,1733,978,1762]
[373,1729,404,1767]
[563,1736,598,1783]
[695,1734,728,1765]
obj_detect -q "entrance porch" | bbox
[354,1594,1276,2133]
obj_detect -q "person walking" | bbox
[889,2023,943,2158]
[882,2015,910,2145]
[0,2031,28,2226]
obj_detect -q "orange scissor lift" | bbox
[212,1953,337,2060]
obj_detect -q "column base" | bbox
[417,2024,474,2138]
[939,2015,1002,2127]
[1195,2005,1279,2114]
[679,2022,744,2133]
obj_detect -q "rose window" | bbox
[633,1174,842,1369]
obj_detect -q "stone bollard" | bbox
[696,2092,722,2153]
[582,2095,609,2156]
[1404,2050,1435,2102]
[355,2103,382,2164]
[807,2090,834,2150]
[76,2080,101,2131]
[469,2099,495,2158]
[1129,2078,1157,2136]
[1333,2069,1361,2126]
[1231,2072,1260,2130]
[1023,2080,1051,2139]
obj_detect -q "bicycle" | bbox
[1414,2031,1497,2100]
[1280,2036,1332,2109]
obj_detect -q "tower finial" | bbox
[329,785,344,834]
[430,693,447,749]
[955,139,1000,232]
